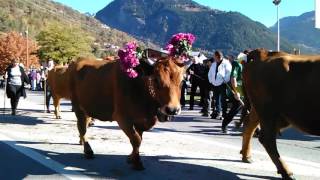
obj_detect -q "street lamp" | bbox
[273,0,281,51]
[25,26,29,69]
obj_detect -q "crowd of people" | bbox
[181,50,249,133]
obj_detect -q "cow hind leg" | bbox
[74,105,94,159]
[118,121,144,170]
[259,117,294,180]
[53,96,61,119]
[240,108,259,163]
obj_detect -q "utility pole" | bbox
[273,0,281,51]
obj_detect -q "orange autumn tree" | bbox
[0,31,39,74]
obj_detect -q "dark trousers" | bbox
[10,96,20,112]
[45,83,52,110]
[212,84,227,117]
[180,80,187,107]
[202,83,213,114]
[222,96,242,128]
[189,80,205,109]
[7,84,23,112]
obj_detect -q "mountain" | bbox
[96,0,294,55]
[270,11,320,54]
[0,0,146,57]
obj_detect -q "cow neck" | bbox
[146,76,157,100]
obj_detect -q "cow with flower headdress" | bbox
[69,33,195,170]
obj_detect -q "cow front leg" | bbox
[118,121,144,170]
[74,105,94,159]
[53,96,61,119]
[259,117,294,180]
[240,108,259,163]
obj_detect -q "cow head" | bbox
[153,57,185,116]
[139,55,186,119]
[247,48,288,62]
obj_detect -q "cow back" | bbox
[243,50,320,135]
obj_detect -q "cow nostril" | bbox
[165,107,179,115]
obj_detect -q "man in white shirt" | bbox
[208,51,232,119]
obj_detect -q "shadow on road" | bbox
[0,111,46,126]
[1,140,279,180]
[279,128,320,142]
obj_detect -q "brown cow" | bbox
[69,55,185,170]
[241,49,286,161]
[47,66,72,119]
[241,48,320,179]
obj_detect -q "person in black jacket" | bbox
[5,58,30,115]
[201,58,214,116]
[187,58,206,110]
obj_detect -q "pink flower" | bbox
[164,33,196,59]
[118,41,140,78]
[126,68,138,78]
[185,33,196,44]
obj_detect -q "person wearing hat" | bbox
[5,57,30,115]
[221,55,243,133]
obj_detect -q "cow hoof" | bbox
[88,121,94,127]
[84,153,94,159]
[132,162,145,171]
[84,150,94,159]
[127,155,144,170]
[127,155,133,164]
[242,156,253,163]
[56,116,62,119]
[278,171,295,180]
[83,142,94,159]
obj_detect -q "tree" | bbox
[36,22,94,65]
[0,31,39,74]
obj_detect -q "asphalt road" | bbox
[0,90,320,180]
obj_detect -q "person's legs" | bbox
[201,84,210,116]
[8,85,18,115]
[211,86,222,119]
[10,95,20,115]
[46,89,52,113]
[10,98,15,115]
[180,81,186,108]
[222,97,241,133]
[199,81,205,107]
[189,82,197,110]
[220,84,228,118]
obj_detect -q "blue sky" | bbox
[53,0,315,27]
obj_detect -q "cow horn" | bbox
[173,56,193,67]
[145,58,156,66]
[183,57,193,66]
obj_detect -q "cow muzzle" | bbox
[157,109,174,122]
[161,106,181,116]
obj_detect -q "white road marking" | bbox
[0,133,93,180]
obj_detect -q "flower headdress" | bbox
[165,33,196,59]
[118,42,143,78]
